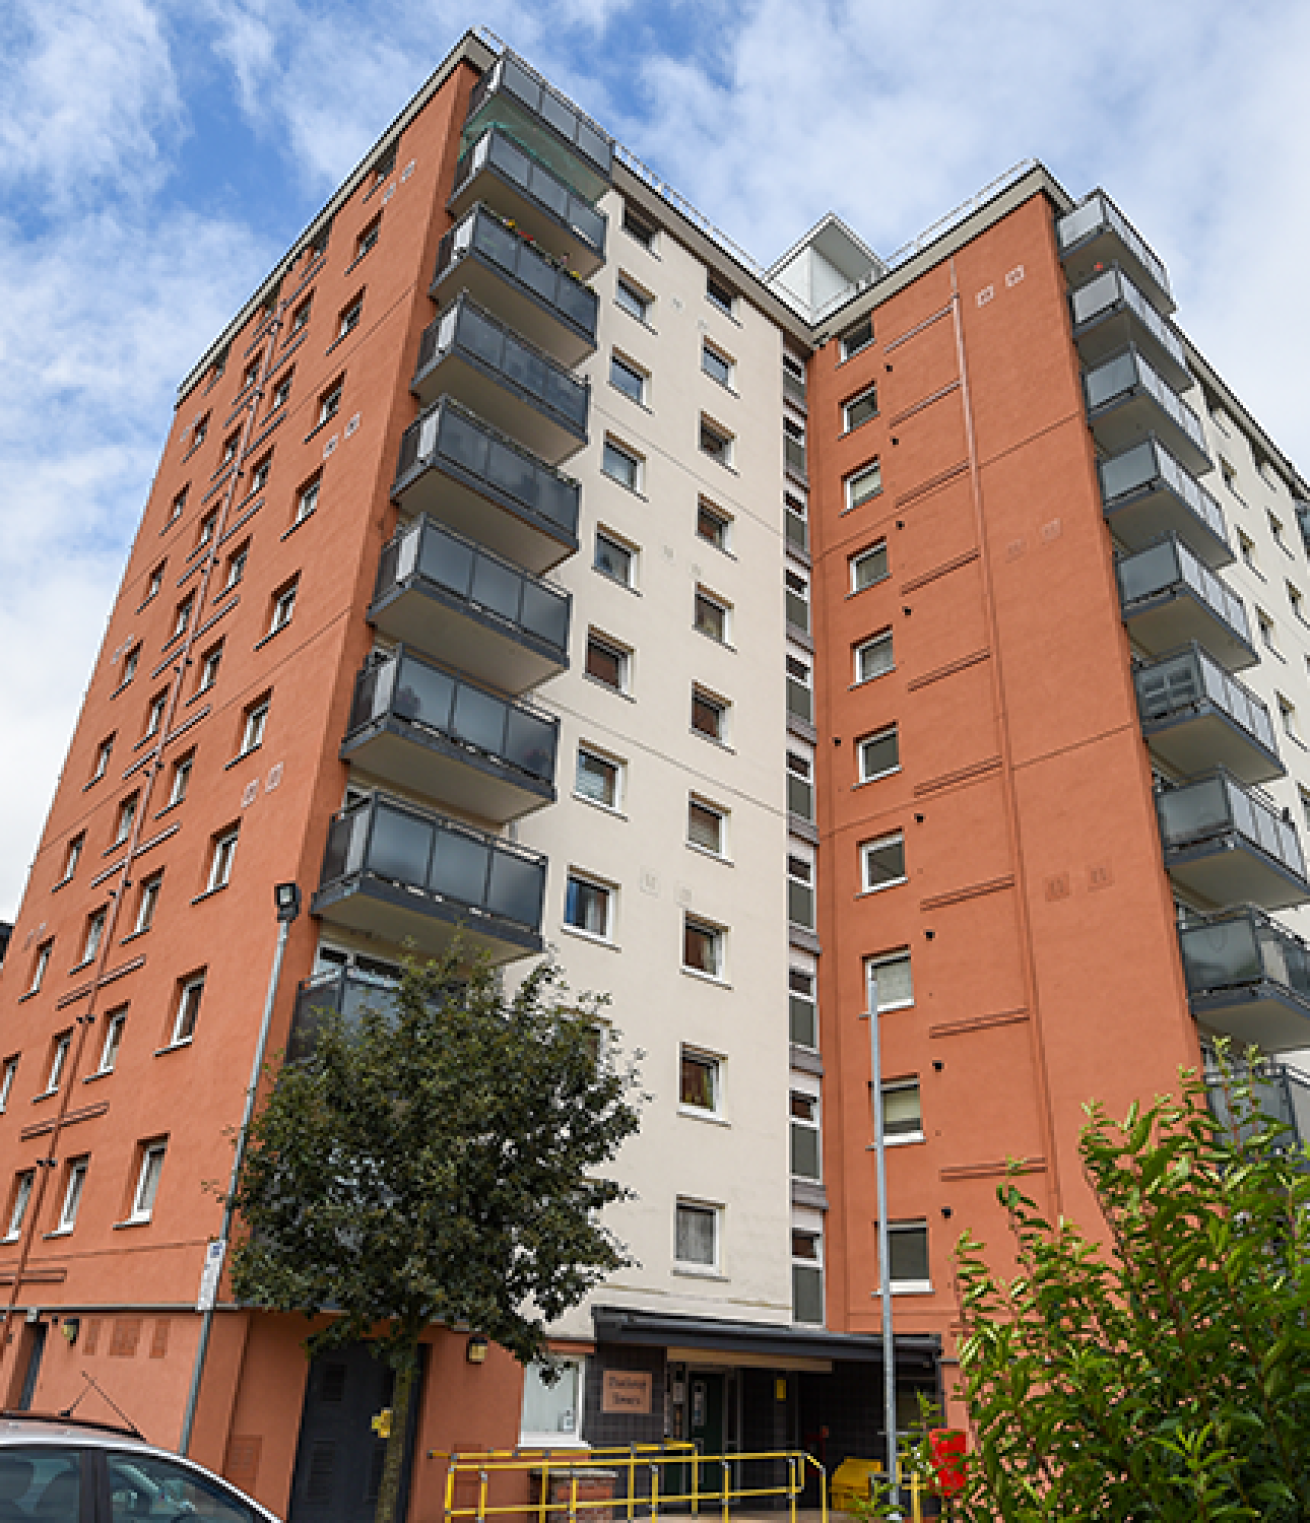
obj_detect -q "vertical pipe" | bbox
[863,975,900,1516]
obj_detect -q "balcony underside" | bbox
[448,160,605,278]
[1104,478,1233,569]
[412,344,586,467]
[1122,592,1257,671]
[1165,839,1310,913]
[369,577,566,694]
[1074,306,1191,394]
[1191,984,1310,1055]
[342,716,554,825]
[1089,390,1211,478]
[430,255,595,369]
[1060,218,1174,316]
[1141,706,1283,787]
[311,872,543,966]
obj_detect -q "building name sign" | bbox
[602,1370,653,1414]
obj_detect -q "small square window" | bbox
[0,1057,16,1112]
[112,793,139,847]
[840,316,874,361]
[295,476,321,525]
[168,752,193,807]
[1269,511,1287,549]
[356,216,381,260]
[615,276,651,323]
[702,343,733,388]
[855,630,894,684]
[269,579,298,634]
[675,1199,719,1268]
[680,1049,721,1113]
[694,588,730,643]
[585,632,629,693]
[130,1142,167,1223]
[610,352,647,405]
[196,511,218,549]
[290,297,312,335]
[575,746,622,809]
[118,645,140,688]
[683,915,724,979]
[866,951,913,1012]
[846,459,882,509]
[858,725,900,782]
[882,1080,923,1143]
[687,798,726,855]
[208,828,239,891]
[56,1157,88,1234]
[145,688,168,733]
[60,833,84,885]
[691,686,728,742]
[861,831,907,893]
[1238,530,1258,571]
[844,384,879,431]
[145,564,164,601]
[789,966,817,1048]
[220,432,239,466]
[172,597,194,640]
[886,1221,930,1291]
[223,542,248,592]
[602,437,643,492]
[172,973,205,1044]
[241,697,270,756]
[706,273,736,316]
[4,1170,35,1242]
[594,529,636,587]
[270,373,293,412]
[134,875,162,935]
[248,453,272,495]
[1279,694,1298,741]
[97,1009,127,1074]
[851,542,889,592]
[318,383,343,428]
[168,486,188,523]
[1257,609,1279,654]
[197,643,223,693]
[91,735,115,783]
[28,941,52,995]
[564,874,613,940]
[697,500,731,550]
[790,1091,821,1180]
[338,295,363,340]
[699,416,734,467]
[622,203,657,249]
[46,1032,72,1095]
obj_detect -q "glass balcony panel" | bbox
[1098,437,1230,567]
[451,681,505,756]
[1157,775,1228,850]
[320,812,356,884]
[1117,534,1253,670]
[470,553,524,623]
[1180,909,1310,1051]
[428,827,490,905]
[1134,646,1282,786]
[371,803,434,886]
[1158,773,1308,910]
[1071,267,1188,386]
[1084,347,1209,476]
[486,850,546,926]
[395,654,457,733]
[437,404,488,476]
[459,302,505,369]
[417,521,475,599]
[348,661,388,733]
[519,577,569,650]
[502,707,556,781]
[1057,191,1173,312]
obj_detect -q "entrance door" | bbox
[690,1373,724,1499]
[287,1343,424,1523]
[16,1323,46,1412]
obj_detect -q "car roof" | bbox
[0,1415,156,1451]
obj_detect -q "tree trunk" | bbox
[374,1345,418,1523]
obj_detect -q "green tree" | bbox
[870,1057,1310,1522]
[228,949,642,1523]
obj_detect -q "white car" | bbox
[0,1414,283,1521]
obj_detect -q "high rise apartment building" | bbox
[2,26,1309,1521]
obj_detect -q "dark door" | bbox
[690,1373,724,1498]
[16,1322,47,1411]
[287,1343,425,1523]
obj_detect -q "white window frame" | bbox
[594,529,636,588]
[601,436,643,493]
[614,275,652,324]
[792,1227,824,1326]
[129,1142,167,1223]
[691,685,729,744]
[338,296,363,339]
[693,587,731,644]
[865,950,914,1013]
[98,1009,127,1074]
[563,872,614,943]
[144,692,166,738]
[882,1080,924,1145]
[28,941,52,995]
[271,373,293,412]
[674,1198,721,1273]
[0,1058,17,1112]
[687,796,727,857]
[134,875,162,935]
[621,201,658,250]
[584,631,630,694]
[60,835,84,885]
[197,644,223,692]
[854,630,894,685]
[81,907,107,965]
[844,384,879,432]
[705,272,736,317]
[248,454,272,495]
[701,341,733,389]
[682,914,726,982]
[172,974,205,1045]
[789,967,818,1049]
[168,753,193,806]
[208,828,239,891]
[858,725,900,783]
[56,1157,89,1234]
[269,581,298,634]
[520,1358,586,1448]
[696,499,731,550]
[119,645,140,687]
[241,699,270,756]
[113,793,138,847]
[678,1047,723,1117]
[861,831,907,894]
[318,383,343,427]
[884,1220,932,1293]
[609,351,648,406]
[92,737,114,782]
[840,317,874,361]
[224,543,248,591]
[4,1170,35,1242]
[790,1089,822,1181]
[295,478,320,525]
[846,459,883,510]
[575,746,622,811]
[850,542,889,593]
[699,415,734,468]
[46,1033,72,1095]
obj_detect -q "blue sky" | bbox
[2,0,1309,917]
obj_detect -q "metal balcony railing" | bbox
[1099,436,1231,567]
[1057,190,1172,311]
[1116,533,1254,669]
[1179,907,1310,1052]
[1070,265,1189,385]
[1204,1054,1310,1155]
[1134,644,1281,785]
[287,969,402,1062]
[1156,770,1308,909]
[1085,347,1209,472]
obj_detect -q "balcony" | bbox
[412,295,588,466]
[287,970,402,1062]
[1205,1056,1310,1155]
[450,126,606,277]
[1117,534,1255,671]
[1084,347,1211,477]
[311,794,546,965]
[432,205,598,369]
[342,647,558,824]
[393,398,579,576]
[1179,909,1310,1053]
[1135,645,1283,786]
[1070,266,1190,392]
[1155,770,1309,912]
[1099,437,1232,569]
[371,516,569,694]
[463,51,613,204]
[1057,190,1173,314]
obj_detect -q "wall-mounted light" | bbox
[274,883,301,924]
[61,1318,80,1346]
[466,1334,489,1366]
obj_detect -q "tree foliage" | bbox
[228,947,642,1523]
[876,1057,1310,1522]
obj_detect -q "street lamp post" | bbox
[179,882,301,1455]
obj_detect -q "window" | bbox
[220,432,239,466]
[859,725,900,782]
[683,915,724,979]
[192,415,209,448]
[785,491,808,554]
[270,373,293,412]
[28,941,52,995]
[564,874,612,940]
[145,563,164,601]
[197,643,223,692]
[167,752,193,807]
[241,358,260,392]
[851,542,889,592]
[787,751,814,823]
[601,436,642,492]
[699,416,734,467]
[169,486,188,523]
[846,459,883,509]
[143,691,167,739]
[886,1222,931,1291]
[208,827,239,891]
[295,476,320,525]
[133,874,162,935]
[521,1359,583,1444]
[1270,511,1287,550]
[223,541,248,591]
[615,275,651,323]
[269,579,298,634]
[866,950,914,1012]
[1279,694,1299,741]
[575,746,621,809]
[59,833,84,885]
[585,632,629,693]
[97,1009,127,1074]
[785,569,810,633]
[882,1080,923,1143]
[680,1049,721,1113]
[1257,608,1278,654]
[702,342,733,388]
[861,832,907,893]
[675,1199,719,1269]
[786,655,813,724]
[317,382,343,428]
[91,735,114,783]
[789,967,817,1048]
[621,202,657,249]
[0,1057,16,1112]
[56,1157,88,1234]
[129,1142,167,1223]
[783,352,807,404]
[80,907,107,965]
[4,1171,34,1242]
[788,853,815,929]
[370,141,397,185]
[355,216,381,260]
[609,352,647,404]
[706,272,736,316]
[844,384,879,431]
[790,1091,821,1179]
[112,792,138,846]
[338,295,363,340]
[197,510,218,549]
[172,973,205,1044]
[792,1229,824,1325]
[594,530,635,586]
[688,797,726,856]
[697,499,731,550]
[289,297,312,335]
[1238,530,1258,571]
[172,596,194,640]
[248,453,272,495]
[119,644,140,688]
[855,630,894,684]
[240,697,270,755]
[1290,584,1306,623]
[46,1032,72,1095]
[840,316,874,361]
[784,416,806,476]
[694,588,730,643]
[691,686,728,742]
